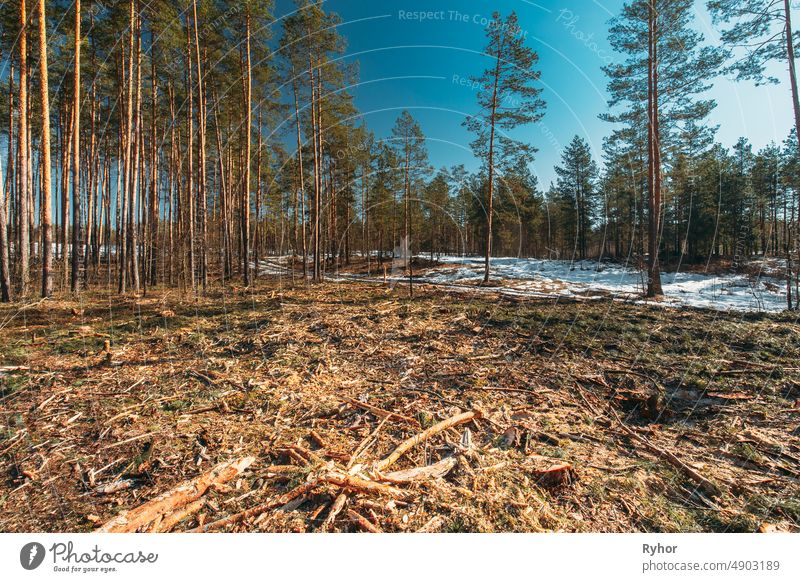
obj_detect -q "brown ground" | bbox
[1,279,798,533]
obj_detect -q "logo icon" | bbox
[20,542,46,570]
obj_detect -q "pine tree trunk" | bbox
[646,3,663,298]
[193,0,207,290]
[38,0,53,297]
[484,46,503,285]
[18,0,30,296]
[69,0,81,292]
[242,9,252,286]
[0,135,10,302]
[292,76,308,281]
[129,7,142,294]
[185,14,196,293]
[254,108,262,280]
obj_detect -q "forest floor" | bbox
[1,277,799,533]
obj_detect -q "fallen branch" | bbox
[323,493,348,530]
[379,456,457,483]
[189,480,319,533]
[376,409,482,472]
[97,457,254,532]
[342,396,421,427]
[347,509,382,533]
[323,471,409,499]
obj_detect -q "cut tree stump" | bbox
[531,462,576,487]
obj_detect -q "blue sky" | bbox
[274,0,795,188]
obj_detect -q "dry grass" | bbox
[0,278,798,533]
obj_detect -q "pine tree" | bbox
[38,0,53,297]
[391,111,429,296]
[708,0,800,154]
[464,11,545,283]
[70,0,81,293]
[18,0,30,296]
[554,136,599,261]
[603,0,724,296]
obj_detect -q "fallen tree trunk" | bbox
[376,409,481,472]
[153,498,206,532]
[97,456,254,532]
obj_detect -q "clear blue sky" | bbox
[274,0,795,189]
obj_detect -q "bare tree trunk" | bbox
[70,0,81,293]
[254,107,262,280]
[185,12,196,293]
[19,0,30,296]
[129,5,142,294]
[483,44,504,285]
[211,87,230,280]
[646,3,663,297]
[404,138,412,297]
[148,39,158,287]
[242,8,252,286]
[0,135,10,302]
[38,0,53,297]
[193,0,207,291]
[292,75,307,281]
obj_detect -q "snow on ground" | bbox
[255,254,791,312]
[422,256,789,313]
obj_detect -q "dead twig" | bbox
[376,409,482,472]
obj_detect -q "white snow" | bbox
[254,254,791,312]
[421,256,790,313]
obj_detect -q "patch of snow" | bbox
[421,256,789,313]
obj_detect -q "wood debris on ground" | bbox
[0,281,798,533]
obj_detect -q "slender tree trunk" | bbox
[185,14,196,292]
[0,136,10,302]
[484,44,503,285]
[193,0,207,290]
[69,0,81,293]
[38,0,53,297]
[646,3,663,297]
[254,108,262,280]
[148,39,158,287]
[292,76,308,281]
[129,6,142,294]
[18,0,30,296]
[119,29,132,293]
[783,0,800,309]
[404,138,412,297]
[242,8,252,286]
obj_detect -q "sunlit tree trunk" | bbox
[70,0,81,293]
[38,0,53,297]
[18,0,30,296]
